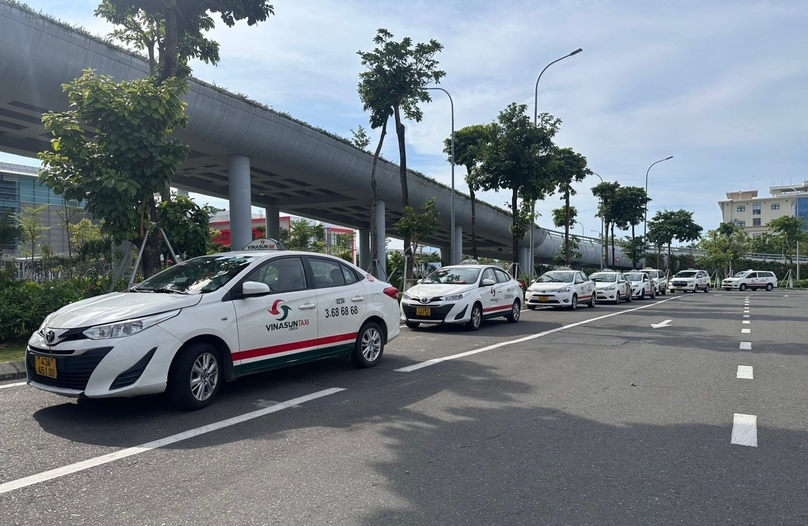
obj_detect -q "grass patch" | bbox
[0,342,26,363]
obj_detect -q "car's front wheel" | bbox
[168,342,222,411]
[570,294,578,310]
[704,284,709,293]
[466,303,483,331]
[766,283,774,291]
[506,300,521,323]
[587,294,595,308]
[739,283,747,291]
[352,321,384,368]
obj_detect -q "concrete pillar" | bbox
[265,206,280,240]
[375,200,386,277]
[518,246,530,278]
[228,155,252,250]
[453,225,463,263]
[440,246,450,267]
[358,228,370,270]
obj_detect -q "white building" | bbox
[717,181,808,236]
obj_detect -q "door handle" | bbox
[351,296,365,302]
[299,303,317,310]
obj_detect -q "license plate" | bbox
[415,306,431,316]
[538,296,549,302]
[676,286,683,290]
[34,355,57,379]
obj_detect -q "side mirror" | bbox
[481,278,496,286]
[241,281,271,297]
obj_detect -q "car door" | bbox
[232,255,319,375]
[576,272,593,300]
[480,267,505,317]
[489,267,518,316]
[308,256,368,358]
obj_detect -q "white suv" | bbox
[722,270,778,291]
[669,269,710,293]
[640,268,668,295]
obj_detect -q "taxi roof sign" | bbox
[243,238,285,251]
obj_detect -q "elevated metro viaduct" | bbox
[0,2,620,275]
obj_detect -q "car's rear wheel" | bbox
[766,283,774,291]
[351,321,384,368]
[405,320,420,329]
[168,342,221,411]
[466,303,483,331]
[661,287,666,296]
[587,294,595,308]
[570,294,578,310]
[626,290,632,302]
[704,284,709,293]
[506,300,521,323]
[739,283,747,291]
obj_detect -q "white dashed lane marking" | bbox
[741,328,750,334]
[740,342,752,350]
[737,365,754,379]
[731,413,758,447]
[743,320,750,324]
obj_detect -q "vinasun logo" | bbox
[266,299,309,331]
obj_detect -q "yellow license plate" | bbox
[676,286,683,289]
[538,296,549,302]
[415,306,431,316]
[35,355,57,379]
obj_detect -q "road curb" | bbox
[0,360,26,381]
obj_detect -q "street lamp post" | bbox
[591,171,605,270]
[427,87,457,265]
[643,156,674,242]
[529,47,583,282]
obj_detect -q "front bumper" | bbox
[525,290,573,307]
[595,288,619,302]
[26,325,183,399]
[670,281,696,291]
[401,301,466,324]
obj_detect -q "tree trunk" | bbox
[564,191,571,266]
[369,119,388,276]
[630,223,636,268]
[611,224,616,267]
[141,197,162,278]
[469,184,477,260]
[159,6,179,83]
[511,189,519,277]
[393,105,411,281]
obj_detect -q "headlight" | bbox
[82,310,180,340]
[602,285,616,291]
[556,287,571,293]
[402,292,413,300]
[443,291,471,301]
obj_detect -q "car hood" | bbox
[527,282,572,292]
[406,283,477,298]
[723,278,741,282]
[593,281,618,289]
[673,276,695,281]
[45,292,204,329]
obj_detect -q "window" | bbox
[771,203,780,210]
[481,268,496,284]
[733,219,746,227]
[752,203,761,215]
[736,205,746,212]
[309,257,345,288]
[494,268,511,283]
[752,218,761,227]
[248,257,307,293]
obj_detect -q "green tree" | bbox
[616,236,646,269]
[284,219,325,252]
[767,216,806,264]
[551,206,578,232]
[39,71,189,278]
[97,0,274,83]
[357,28,445,279]
[549,147,591,266]
[699,222,746,276]
[331,232,355,263]
[395,198,440,260]
[16,205,50,271]
[350,126,371,151]
[476,104,561,274]
[592,181,621,266]
[748,232,780,255]
[648,209,702,267]
[54,201,85,263]
[0,209,21,258]
[612,186,650,268]
[444,124,491,260]
[157,194,217,260]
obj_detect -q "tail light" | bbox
[383,287,400,300]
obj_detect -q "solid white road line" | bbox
[731,413,758,447]
[737,365,754,379]
[395,296,680,373]
[0,388,344,495]
[740,342,752,350]
[0,381,26,390]
[741,328,751,334]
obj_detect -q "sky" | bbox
[3,0,808,245]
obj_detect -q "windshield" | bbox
[133,255,257,294]
[624,273,644,282]
[675,271,697,278]
[590,273,616,283]
[536,272,574,283]
[422,267,481,285]
[733,271,751,278]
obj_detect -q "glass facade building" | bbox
[0,162,81,256]
[797,197,808,231]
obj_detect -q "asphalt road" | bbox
[1,289,807,525]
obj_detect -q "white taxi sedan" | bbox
[400,264,523,330]
[590,271,632,304]
[27,250,401,410]
[525,269,595,310]
[624,271,656,299]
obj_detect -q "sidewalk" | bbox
[0,361,26,381]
